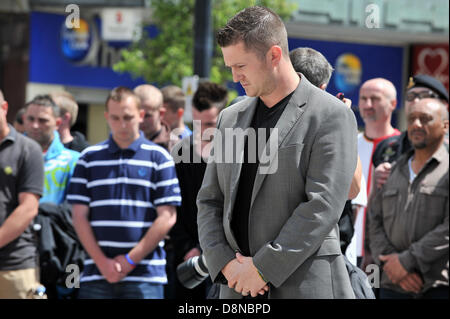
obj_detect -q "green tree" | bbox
[113,0,297,87]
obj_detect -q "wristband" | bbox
[125,254,137,267]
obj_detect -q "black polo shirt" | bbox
[0,125,44,270]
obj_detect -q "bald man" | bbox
[134,84,177,150]
[353,78,401,268]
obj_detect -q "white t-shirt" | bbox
[345,175,367,265]
[351,131,400,258]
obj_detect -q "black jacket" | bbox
[34,202,85,289]
[64,131,90,153]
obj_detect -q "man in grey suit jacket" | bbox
[197,6,358,299]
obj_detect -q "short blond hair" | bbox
[51,93,79,127]
[134,84,163,111]
[106,86,141,111]
[161,85,185,112]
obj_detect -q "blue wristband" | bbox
[125,254,137,267]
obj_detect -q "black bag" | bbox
[339,200,355,254]
[34,202,86,298]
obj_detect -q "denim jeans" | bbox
[78,280,164,299]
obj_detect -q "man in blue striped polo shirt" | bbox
[67,87,181,299]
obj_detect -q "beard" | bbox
[409,130,428,149]
[361,110,377,122]
[412,140,427,149]
[29,132,52,148]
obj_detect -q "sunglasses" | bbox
[405,90,440,102]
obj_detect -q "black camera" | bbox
[176,254,209,289]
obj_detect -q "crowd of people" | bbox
[0,5,448,300]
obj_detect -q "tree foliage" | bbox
[113,0,297,87]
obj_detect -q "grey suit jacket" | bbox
[197,75,358,299]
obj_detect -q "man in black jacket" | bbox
[170,82,228,299]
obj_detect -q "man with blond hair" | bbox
[51,91,89,152]
[134,84,177,150]
[161,85,192,139]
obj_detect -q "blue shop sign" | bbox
[289,38,404,127]
[30,11,157,89]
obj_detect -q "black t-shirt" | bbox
[63,131,90,153]
[0,125,44,270]
[231,93,293,256]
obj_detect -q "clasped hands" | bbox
[379,253,423,294]
[97,254,136,283]
[222,252,269,297]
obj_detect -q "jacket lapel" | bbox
[250,77,309,208]
[228,98,258,214]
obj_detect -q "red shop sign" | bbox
[411,44,449,92]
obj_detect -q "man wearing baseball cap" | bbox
[369,90,449,299]
[371,74,449,190]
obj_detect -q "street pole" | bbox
[193,0,212,80]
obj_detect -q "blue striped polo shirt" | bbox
[67,133,181,284]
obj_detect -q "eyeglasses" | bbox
[405,90,440,102]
